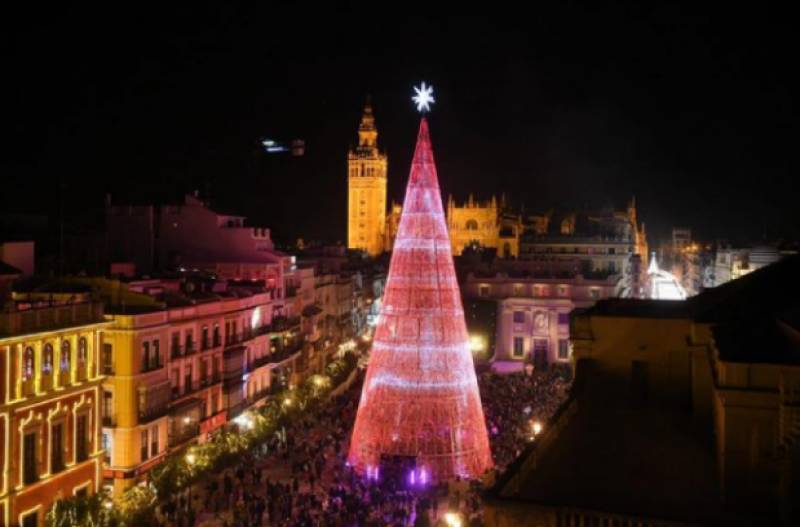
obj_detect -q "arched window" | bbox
[61,341,71,373]
[465,219,479,231]
[78,337,88,364]
[24,347,35,379]
[43,344,54,375]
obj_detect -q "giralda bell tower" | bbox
[348,96,388,256]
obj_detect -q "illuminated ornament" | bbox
[412,82,435,113]
[348,117,493,482]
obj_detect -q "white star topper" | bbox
[412,82,435,113]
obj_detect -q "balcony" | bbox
[185,341,196,355]
[170,344,183,359]
[266,316,302,333]
[141,359,164,373]
[139,404,168,424]
[168,423,200,448]
[139,381,171,423]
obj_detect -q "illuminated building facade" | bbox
[520,198,648,277]
[447,195,522,258]
[70,277,300,497]
[349,118,493,482]
[463,272,617,365]
[0,294,107,527]
[348,98,388,257]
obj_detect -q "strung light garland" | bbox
[348,113,493,483]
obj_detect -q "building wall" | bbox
[570,308,800,513]
[0,312,105,527]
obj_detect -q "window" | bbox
[23,432,37,484]
[608,261,616,273]
[558,313,570,325]
[78,337,88,365]
[558,286,567,297]
[51,422,65,473]
[465,219,479,230]
[513,311,525,324]
[22,512,38,527]
[184,365,193,394]
[101,433,111,465]
[558,339,570,359]
[23,347,35,380]
[43,344,54,375]
[61,340,71,375]
[185,330,194,351]
[479,285,490,297]
[608,247,616,255]
[103,344,113,374]
[213,324,221,346]
[76,414,88,462]
[142,341,150,371]
[202,325,209,349]
[151,426,159,456]
[152,340,160,369]
[513,337,525,358]
[140,430,149,462]
[171,332,180,355]
[590,288,600,300]
[103,391,113,422]
[513,284,523,296]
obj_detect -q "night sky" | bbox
[4,4,795,246]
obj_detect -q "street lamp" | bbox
[444,512,463,527]
[185,451,196,515]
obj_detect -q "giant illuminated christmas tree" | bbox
[348,84,493,482]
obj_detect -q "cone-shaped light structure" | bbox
[348,118,493,482]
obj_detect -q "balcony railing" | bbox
[0,301,104,336]
[168,423,200,448]
[141,359,164,373]
[138,403,168,424]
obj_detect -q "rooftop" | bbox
[504,391,723,523]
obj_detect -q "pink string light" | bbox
[348,118,493,482]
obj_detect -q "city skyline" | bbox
[4,5,795,246]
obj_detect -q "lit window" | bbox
[24,347,35,379]
[61,341,71,373]
[42,344,54,375]
[558,339,570,359]
[513,337,525,358]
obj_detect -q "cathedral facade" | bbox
[347,98,387,257]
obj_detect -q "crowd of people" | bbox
[479,365,573,472]
[157,364,571,526]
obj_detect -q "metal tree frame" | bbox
[348,118,493,482]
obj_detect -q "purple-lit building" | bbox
[463,271,618,366]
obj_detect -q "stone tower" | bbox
[348,97,388,256]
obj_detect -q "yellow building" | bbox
[0,292,107,527]
[348,98,387,257]
[485,256,800,526]
[447,194,522,258]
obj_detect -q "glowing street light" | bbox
[444,512,463,527]
[185,452,196,466]
[532,420,543,436]
[469,335,486,353]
